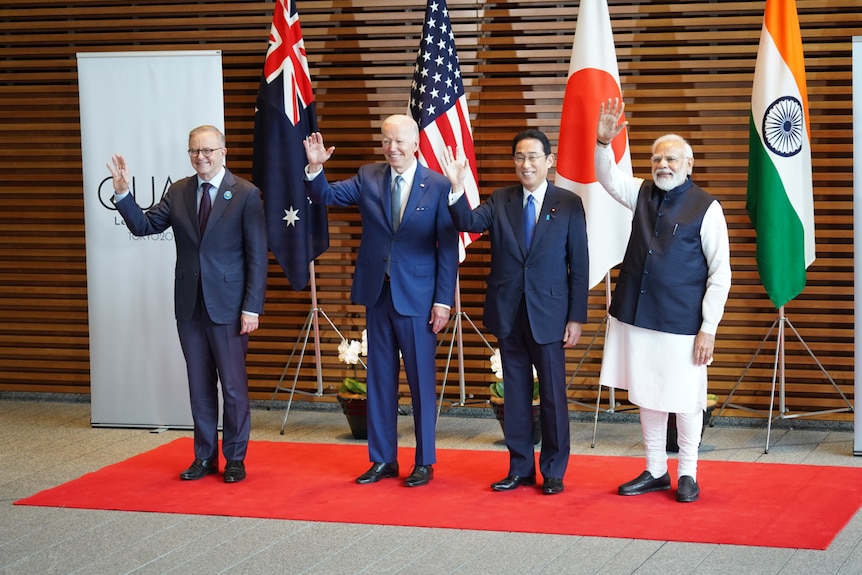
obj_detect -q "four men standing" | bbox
[109,103,729,501]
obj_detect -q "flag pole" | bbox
[715,305,853,453]
[268,260,353,434]
[309,260,324,394]
[566,272,611,410]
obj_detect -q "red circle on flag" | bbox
[557,68,626,184]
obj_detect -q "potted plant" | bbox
[488,348,541,445]
[335,331,368,440]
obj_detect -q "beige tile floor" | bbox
[2,393,862,575]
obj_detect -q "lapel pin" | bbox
[223,190,232,200]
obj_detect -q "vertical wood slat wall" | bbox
[0,0,858,420]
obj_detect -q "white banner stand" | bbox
[79,51,224,428]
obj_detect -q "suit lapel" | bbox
[184,178,201,237]
[379,165,395,232]
[399,165,430,231]
[531,185,559,249]
[505,187,529,257]
[207,170,234,234]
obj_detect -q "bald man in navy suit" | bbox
[107,125,268,484]
[304,114,458,488]
[442,128,589,495]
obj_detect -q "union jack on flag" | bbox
[262,0,313,126]
[253,0,329,291]
[409,0,479,262]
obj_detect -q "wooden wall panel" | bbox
[0,0,859,421]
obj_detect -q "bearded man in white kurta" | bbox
[594,99,731,503]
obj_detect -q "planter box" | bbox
[336,393,368,440]
[489,396,541,445]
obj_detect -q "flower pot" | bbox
[666,400,717,453]
[336,393,368,440]
[489,396,541,445]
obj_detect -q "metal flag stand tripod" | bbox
[563,273,632,447]
[436,275,494,422]
[267,261,358,434]
[714,305,853,453]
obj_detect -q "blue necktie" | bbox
[391,175,404,231]
[199,182,213,234]
[524,194,536,250]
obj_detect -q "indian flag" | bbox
[747,0,815,309]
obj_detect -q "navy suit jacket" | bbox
[115,169,268,324]
[449,182,589,344]
[306,162,458,315]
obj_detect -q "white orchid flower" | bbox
[338,339,362,365]
[489,347,537,381]
[490,348,504,380]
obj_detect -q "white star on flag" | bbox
[283,206,300,227]
[408,0,479,262]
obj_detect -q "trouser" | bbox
[640,407,702,479]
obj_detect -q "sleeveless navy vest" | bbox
[609,178,717,335]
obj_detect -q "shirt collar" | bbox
[198,167,226,191]
[393,160,418,187]
[523,179,548,206]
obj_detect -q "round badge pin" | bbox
[223,191,232,200]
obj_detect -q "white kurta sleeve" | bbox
[594,144,644,210]
[699,201,732,335]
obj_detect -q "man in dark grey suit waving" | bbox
[107,125,268,484]
[442,129,589,495]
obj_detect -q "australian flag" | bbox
[253,0,329,291]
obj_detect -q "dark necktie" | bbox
[391,175,404,231]
[199,182,213,234]
[524,194,536,250]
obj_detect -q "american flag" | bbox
[408,0,479,262]
[253,0,329,291]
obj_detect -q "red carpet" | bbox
[16,438,862,550]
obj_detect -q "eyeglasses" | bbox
[187,148,223,158]
[650,155,684,165]
[513,154,546,165]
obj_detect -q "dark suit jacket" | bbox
[115,169,268,324]
[449,182,589,344]
[306,162,458,315]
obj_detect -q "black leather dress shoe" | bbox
[356,462,399,484]
[676,475,700,502]
[491,475,537,491]
[618,470,671,496]
[404,464,434,487]
[542,477,564,495]
[179,458,218,480]
[224,460,246,483]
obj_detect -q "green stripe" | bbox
[746,115,807,308]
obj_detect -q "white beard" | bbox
[654,171,687,192]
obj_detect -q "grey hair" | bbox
[189,125,226,147]
[652,134,693,159]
